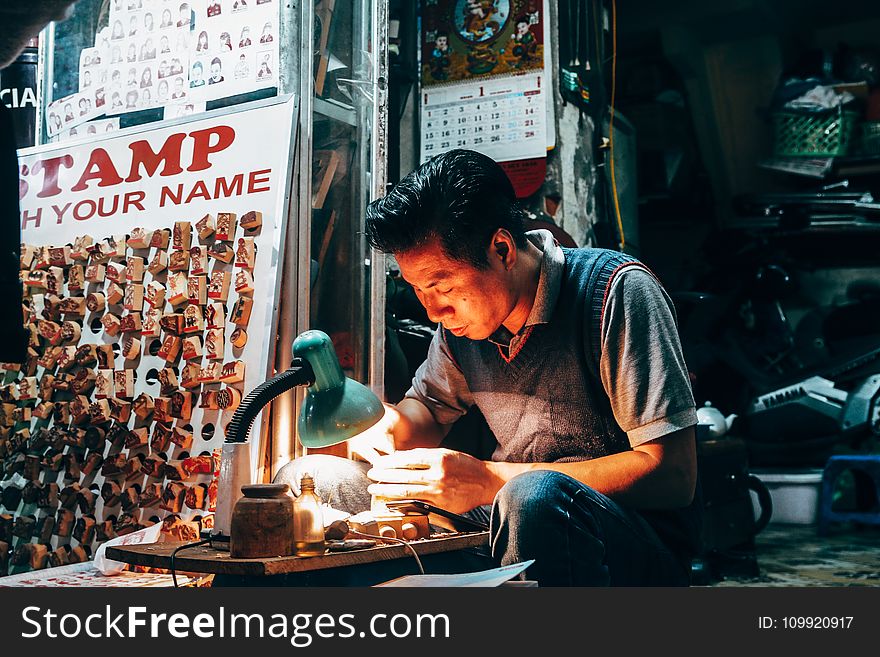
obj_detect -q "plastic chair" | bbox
[817,455,880,535]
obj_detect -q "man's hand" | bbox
[366,448,502,514]
[347,403,399,465]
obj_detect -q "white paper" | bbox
[93,522,163,575]
[374,560,535,587]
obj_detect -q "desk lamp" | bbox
[211,329,384,540]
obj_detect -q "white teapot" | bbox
[696,401,738,438]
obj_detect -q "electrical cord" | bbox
[346,529,425,575]
[608,0,625,252]
[169,537,212,588]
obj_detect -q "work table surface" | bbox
[106,531,490,577]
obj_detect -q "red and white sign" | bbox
[18,95,295,245]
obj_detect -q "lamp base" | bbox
[212,441,253,539]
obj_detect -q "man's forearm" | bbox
[485,428,697,510]
[391,398,449,450]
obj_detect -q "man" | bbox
[277,149,701,586]
[189,60,205,87]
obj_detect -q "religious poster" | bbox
[418,0,550,197]
[420,0,544,87]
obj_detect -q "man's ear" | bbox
[490,229,516,270]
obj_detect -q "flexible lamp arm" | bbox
[224,358,315,444]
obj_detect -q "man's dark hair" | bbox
[365,149,527,269]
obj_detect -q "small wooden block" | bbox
[150,227,171,249]
[180,362,202,388]
[150,420,173,450]
[24,270,48,289]
[219,360,246,384]
[125,427,150,449]
[47,245,72,267]
[234,237,256,270]
[125,256,145,282]
[59,320,81,344]
[198,362,221,384]
[101,480,122,506]
[158,367,179,395]
[67,264,85,292]
[234,269,254,295]
[205,328,225,360]
[170,390,193,420]
[97,341,116,369]
[198,389,218,409]
[95,369,114,399]
[240,210,263,231]
[147,250,168,275]
[195,213,215,239]
[215,212,237,241]
[100,312,121,336]
[46,267,64,296]
[106,281,125,305]
[230,295,253,326]
[170,426,193,450]
[182,304,204,333]
[114,369,135,399]
[132,392,154,419]
[20,244,35,269]
[58,296,86,317]
[122,334,141,360]
[56,346,78,371]
[161,482,186,513]
[167,271,188,307]
[168,249,190,272]
[88,398,111,424]
[141,308,162,338]
[145,281,166,309]
[108,397,132,423]
[230,327,248,348]
[86,291,106,312]
[74,343,97,367]
[185,483,208,510]
[215,386,242,412]
[84,263,106,283]
[123,283,144,312]
[157,334,181,362]
[69,394,91,424]
[71,235,94,260]
[159,312,183,335]
[207,270,231,302]
[182,335,203,360]
[15,376,38,401]
[207,241,235,264]
[190,246,208,276]
[105,261,126,284]
[141,453,167,478]
[205,302,226,329]
[139,483,163,508]
[126,227,151,249]
[119,312,142,333]
[173,221,192,251]
[187,275,207,305]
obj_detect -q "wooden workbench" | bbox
[106,531,489,578]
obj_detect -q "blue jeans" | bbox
[274,456,690,587]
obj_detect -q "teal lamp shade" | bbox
[294,330,384,448]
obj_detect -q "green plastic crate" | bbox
[772,109,860,157]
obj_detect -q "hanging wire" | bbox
[608,0,626,252]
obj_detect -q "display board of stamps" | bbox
[2,96,296,575]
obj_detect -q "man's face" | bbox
[436,36,447,50]
[395,236,515,341]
